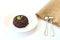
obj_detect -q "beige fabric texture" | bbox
[36,0,60,27]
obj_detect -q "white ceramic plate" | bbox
[8,11,37,32]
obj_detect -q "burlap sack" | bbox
[36,0,60,27]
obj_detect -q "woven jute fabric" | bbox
[36,0,60,27]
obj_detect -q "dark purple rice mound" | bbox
[13,15,29,28]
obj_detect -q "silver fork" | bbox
[49,17,54,37]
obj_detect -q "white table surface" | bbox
[0,0,60,40]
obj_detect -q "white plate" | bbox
[8,11,37,32]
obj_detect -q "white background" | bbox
[0,0,60,40]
